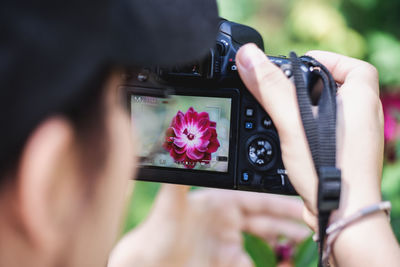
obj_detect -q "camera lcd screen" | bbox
[131,94,232,173]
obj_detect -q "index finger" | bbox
[306,50,379,90]
[233,191,304,221]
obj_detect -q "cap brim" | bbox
[0,0,220,167]
[110,0,219,66]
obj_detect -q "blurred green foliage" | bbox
[124,1,400,265]
[244,233,277,267]
[217,0,400,86]
[294,237,318,267]
[123,181,160,234]
[124,182,321,266]
[382,162,400,240]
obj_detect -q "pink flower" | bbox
[163,107,220,169]
[275,242,294,262]
[381,93,400,143]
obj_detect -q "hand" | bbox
[235,44,383,221]
[108,184,309,267]
[306,50,384,221]
[236,45,400,266]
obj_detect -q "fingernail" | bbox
[237,44,267,70]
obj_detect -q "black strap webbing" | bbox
[289,52,341,267]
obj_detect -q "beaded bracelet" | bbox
[315,201,392,265]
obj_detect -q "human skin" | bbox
[2,43,398,267]
[0,70,308,267]
[235,43,400,266]
[0,73,136,267]
[109,46,400,267]
[109,186,309,267]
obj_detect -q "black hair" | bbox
[0,65,113,187]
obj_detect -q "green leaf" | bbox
[123,181,160,234]
[244,233,277,267]
[294,236,318,267]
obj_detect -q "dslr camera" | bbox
[122,19,320,195]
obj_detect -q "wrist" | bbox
[108,227,160,267]
[305,176,381,231]
[331,176,382,222]
[331,208,397,266]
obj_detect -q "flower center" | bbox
[187,133,195,140]
[183,128,196,141]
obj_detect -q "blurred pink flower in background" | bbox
[381,93,400,143]
[163,107,220,169]
[275,242,294,263]
[381,93,400,161]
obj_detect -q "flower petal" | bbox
[198,112,209,120]
[185,107,197,125]
[200,129,212,141]
[173,138,187,148]
[207,137,220,153]
[170,149,186,162]
[187,147,205,160]
[196,140,209,152]
[172,127,183,137]
[172,111,185,130]
[174,143,187,154]
[197,118,210,132]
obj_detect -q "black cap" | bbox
[0,0,219,168]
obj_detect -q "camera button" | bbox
[228,61,238,72]
[248,138,273,166]
[241,171,252,183]
[262,117,273,129]
[245,121,254,130]
[245,108,254,117]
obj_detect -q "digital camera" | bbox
[121,19,321,195]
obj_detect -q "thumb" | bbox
[236,44,318,213]
[236,43,300,134]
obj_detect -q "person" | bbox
[236,45,400,266]
[0,1,307,267]
[108,45,400,267]
[0,2,399,267]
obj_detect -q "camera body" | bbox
[122,20,317,195]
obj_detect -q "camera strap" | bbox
[289,52,341,267]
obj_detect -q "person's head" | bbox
[0,1,219,266]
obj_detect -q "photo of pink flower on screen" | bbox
[163,107,220,169]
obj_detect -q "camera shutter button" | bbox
[280,64,293,78]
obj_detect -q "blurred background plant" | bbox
[124,0,400,266]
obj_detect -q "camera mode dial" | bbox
[247,136,276,169]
